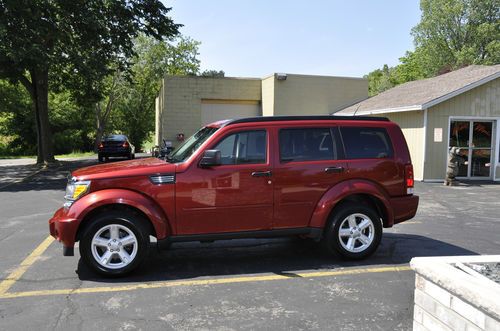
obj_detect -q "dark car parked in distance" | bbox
[98,134,135,162]
[50,116,418,276]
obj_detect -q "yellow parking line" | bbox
[0,235,54,295]
[0,265,411,299]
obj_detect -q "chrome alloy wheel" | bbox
[338,213,375,253]
[91,224,138,269]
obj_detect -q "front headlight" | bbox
[64,178,91,208]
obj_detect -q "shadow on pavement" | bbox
[0,160,95,192]
[76,233,478,283]
[0,155,150,193]
[0,164,41,186]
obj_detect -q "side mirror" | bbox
[199,150,221,167]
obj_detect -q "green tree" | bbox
[366,0,499,96]
[0,80,34,155]
[49,91,95,154]
[0,80,96,156]
[0,0,179,164]
[365,65,399,96]
[412,0,499,75]
[112,35,202,150]
[94,71,128,151]
[201,70,225,78]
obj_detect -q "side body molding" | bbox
[309,179,394,229]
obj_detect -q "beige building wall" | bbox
[382,111,425,180]
[261,75,275,116]
[200,100,261,125]
[157,74,369,146]
[424,78,500,180]
[273,74,367,116]
[158,76,261,143]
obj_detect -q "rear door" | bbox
[272,126,348,229]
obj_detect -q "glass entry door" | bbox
[449,120,493,179]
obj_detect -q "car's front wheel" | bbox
[323,203,382,260]
[79,211,150,277]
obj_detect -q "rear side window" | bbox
[340,127,393,159]
[279,128,339,162]
[214,130,267,165]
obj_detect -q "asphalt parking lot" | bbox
[0,158,499,330]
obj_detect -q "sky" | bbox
[165,0,422,78]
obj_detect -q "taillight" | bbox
[405,164,414,194]
[123,141,129,148]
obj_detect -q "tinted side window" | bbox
[340,127,393,159]
[279,128,337,162]
[214,130,267,165]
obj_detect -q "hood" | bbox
[72,157,176,180]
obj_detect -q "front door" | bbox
[449,120,494,179]
[175,129,273,234]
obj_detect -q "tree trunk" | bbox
[30,69,55,165]
[94,106,105,152]
[19,70,55,165]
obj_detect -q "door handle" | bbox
[324,166,344,174]
[251,171,272,177]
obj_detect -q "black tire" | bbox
[79,211,150,277]
[128,153,134,160]
[98,154,104,163]
[322,203,382,260]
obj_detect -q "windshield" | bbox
[167,127,218,163]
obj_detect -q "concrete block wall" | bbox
[155,73,368,145]
[412,270,500,331]
[415,275,488,330]
[159,76,261,143]
[273,74,367,116]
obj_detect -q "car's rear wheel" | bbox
[79,211,150,277]
[323,203,382,260]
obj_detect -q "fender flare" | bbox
[68,189,171,240]
[309,179,394,229]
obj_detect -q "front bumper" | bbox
[49,207,79,256]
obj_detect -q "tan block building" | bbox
[155,73,367,145]
[337,65,500,182]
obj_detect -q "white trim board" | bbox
[422,109,428,181]
[348,105,422,116]
[341,71,500,117]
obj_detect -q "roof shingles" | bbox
[336,65,500,115]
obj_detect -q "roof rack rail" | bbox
[224,115,389,126]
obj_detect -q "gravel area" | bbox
[467,262,500,284]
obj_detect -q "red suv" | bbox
[49,116,418,276]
